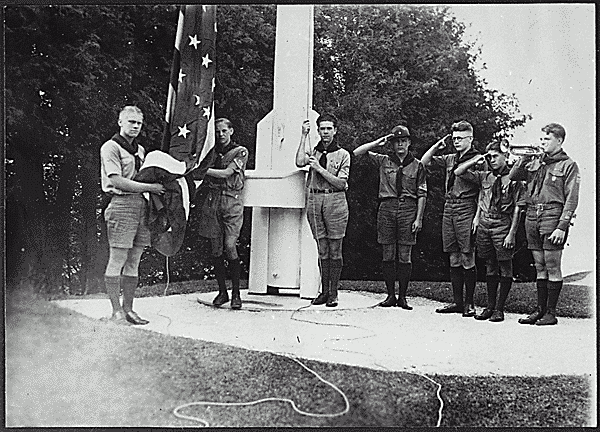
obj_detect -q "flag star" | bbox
[203,107,211,118]
[178,124,191,138]
[194,95,201,106]
[202,5,206,12]
[212,78,216,91]
[188,34,200,49]
[214,22,217,33]
[178,69,186,83]
[202,54,213,68]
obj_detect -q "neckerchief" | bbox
[531,150,570,197]
[390,151,415,196]
[215,142,237,169]
[491,165,510,212]
[111,133,141,172]
[315,138,341,169]
[447,147,480,192]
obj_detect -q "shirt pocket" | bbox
[546,168,565,192]
[403,170,418,193]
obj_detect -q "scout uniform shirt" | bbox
[431,148,482,200]
[366,151,427,200]
[206,143,248,198]
[306,141,351,191]
[100,134,146,195]
[460,168,526,218]
[509,149,580,231]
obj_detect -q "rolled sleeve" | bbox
[557,162,580,231]
[416,162,428,198]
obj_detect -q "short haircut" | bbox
[451,120,473,133]
[485,140,507,154]
[316,113,338,128]
[542,123,566,141]
[119,105,143,120]
[215,118,233,129]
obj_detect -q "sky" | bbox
[448,3,595,277]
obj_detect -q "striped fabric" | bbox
[162,4,217,178]
[134,5,218,257]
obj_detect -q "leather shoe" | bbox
[377,295,396,307]
[435,303,463,314]
[326,298,338,307]
[535,310,558,326]
[110,311,126,322]
[125,311,149,325]
[396,297,413,310]
[474,308,494,320]
[231,295,242,310]
[311,292,328,305]
[213,291,229,306]
[489,310,504,322]
[518,308,545,325]
[462,304,476,317]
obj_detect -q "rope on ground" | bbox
[171,351,350,427]
[291,303,445,427]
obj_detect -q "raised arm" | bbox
[421,134,450,166]
[295,120,311,168]
[454,154,486,176]
[352,134,392,157]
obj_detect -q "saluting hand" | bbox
[434,134,450,150]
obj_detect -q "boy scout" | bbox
[454,140,525,322]
[101,106,165,324]
[198,118,248,310]
[353,125,427,309]
[295,113,351,307]
[421,121,481,317]
[509,123,580,326]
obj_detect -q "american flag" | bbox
[162,4,217,180]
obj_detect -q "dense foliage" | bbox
[6,5,533,294]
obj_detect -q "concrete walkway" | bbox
[54,286,596,377]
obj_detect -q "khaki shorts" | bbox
[104,194,151,249]
[377,198,418,245]
[198,189,244,240]
[442,198,477,253]
[525,204,568,251]
[476,215,515,261]
[306,191,348,240]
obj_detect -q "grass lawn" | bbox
[6,282,594,427]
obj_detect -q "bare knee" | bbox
[328,239,343,260]
[106,247,129,276]
[317,240,329,259]
[485,259,499,276]
[449,252,462,267]
[382,244,396,262]
[498,260,513,278]
[397,245,412,264]
[122,246,144,276]
[461,252,475,269]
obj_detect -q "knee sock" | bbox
[496,276,512,311]
[397,262,412,298]
[228,259,241,296]
[449,266,464,306]
[485,275,500,309]
[121,275,138,313]
[546,280,563,312]
[104,275,121,313]
[382,261,396,297]
[213,256,227,293]
[319,259,331,295]
[536,278,549,311]
[464,267,477,305]
[329,258,343,300]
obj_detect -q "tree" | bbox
[312,5,531,280]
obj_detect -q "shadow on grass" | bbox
[6,286,595,427]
